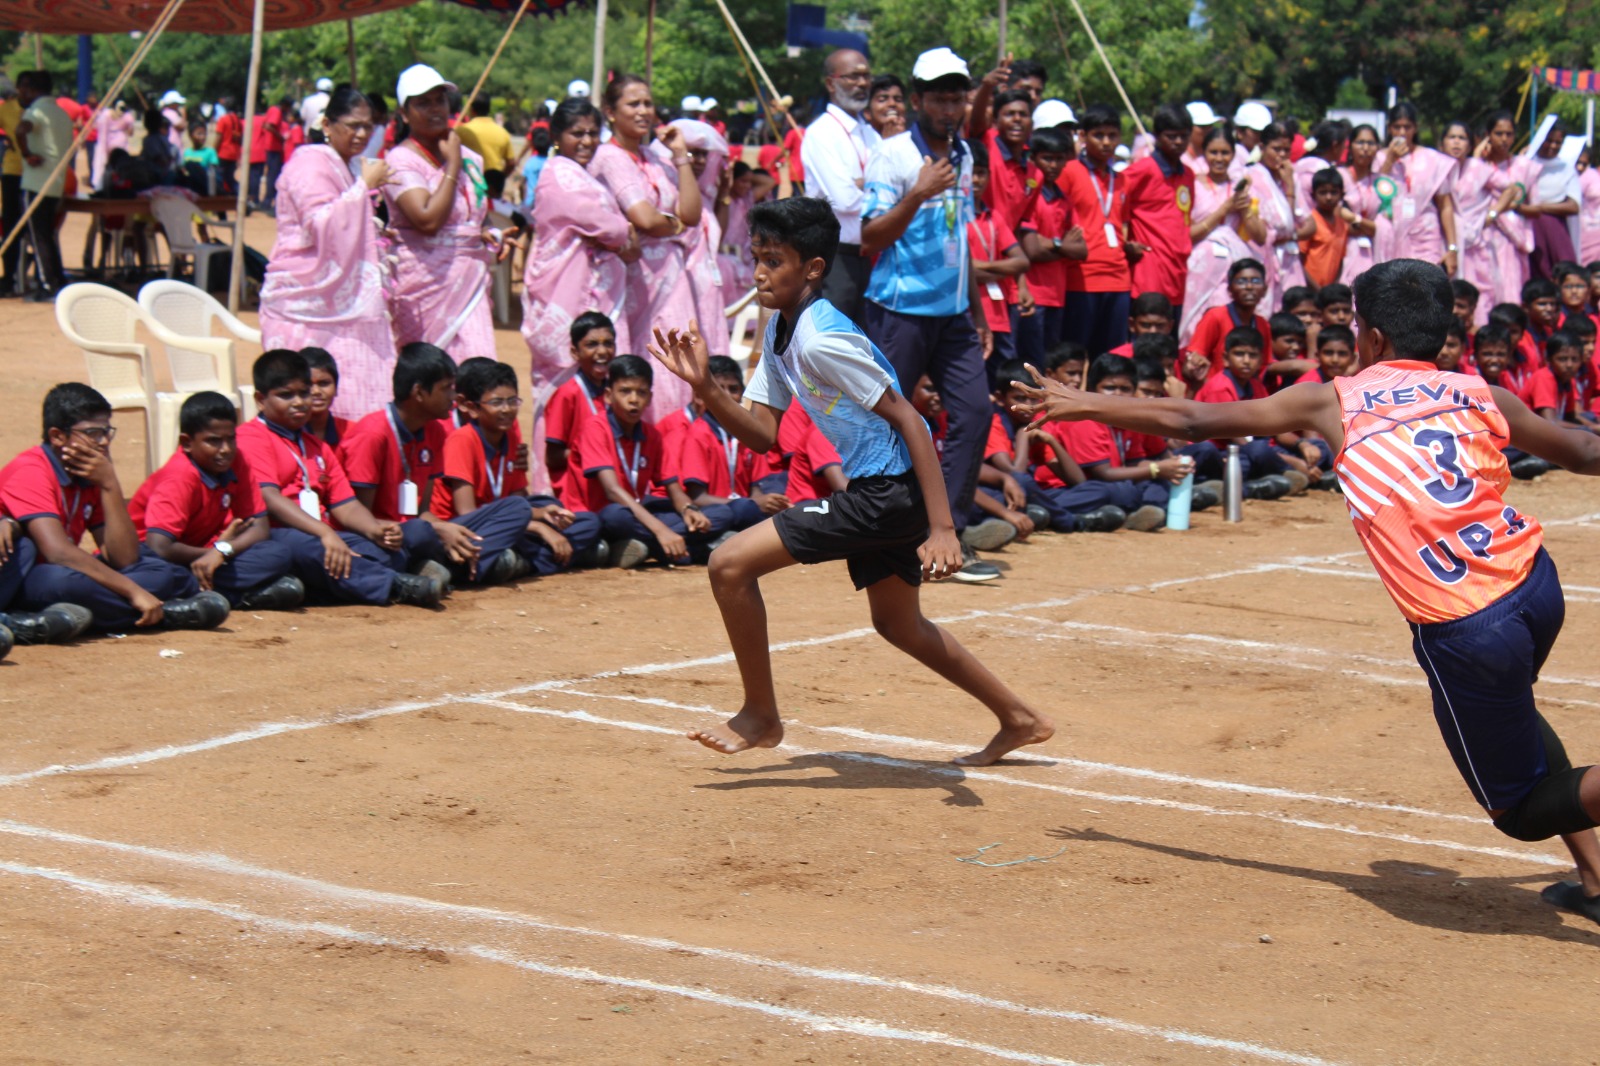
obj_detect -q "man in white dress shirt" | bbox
[801,48,880,326]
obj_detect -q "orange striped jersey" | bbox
[1332,360,1543,624]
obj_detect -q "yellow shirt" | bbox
[0,99,23,178]
[457,115,512,173]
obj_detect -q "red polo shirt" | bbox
[1018,182,1073,308]
[0,445,105,542]
[236,417,356,525]
[570,409,673,513]
[678,414,762,498]
[778,404,841,502]
[1059,157,1131,293]
[131,451,267,547]
[432,422,528,520]
[981,128,1040,234]
[1123,153,1195,306]
[968,209,1022,330]
[1028,418,1119,488]
[340,406,448,523]
[1191,304,1273,372]
[545,375,607,446]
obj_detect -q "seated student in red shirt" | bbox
[987,359,1126,533]
[968,141,1033,369]
[1189,259,1272,372]
[570,355,731,570]
[1123,103,1196,311]
[131,391,303,611]
[237,349,443,608]
[1016,127,1087,363]
[1450,278,1480,340]
[1128,354,1222,508]
[545,312,615,493]
[1522,278,1562,360]
[1526,331,1598,430]
[1438,319,1469,374]
[777,402,846,503]
[1484,307,1543,394]
[1191,328,1301,496]
[435,358,603,575]
[1040,339,1087,389]
[1569,315,1598,378]
[343,342,538,587]
[909,375,1033,549]
[1058,104,1134,355]
[441,357,499,431]
[1296,324,1355,384]
[302,347,352,448]
[1554,262,1598,330]
[678,357,793,532]
[1108,292,1177,357]
[0,383,226,632]
[1316,282,1355,328]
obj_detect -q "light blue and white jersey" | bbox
[861,123,974,317]
[746,299,915,479]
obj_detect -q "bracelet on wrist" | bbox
[1148,462,1161,481]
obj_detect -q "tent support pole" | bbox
[460,0,534,118]
[1063,0,1145,136]
[591,0,608,102]
[230,0,265,314]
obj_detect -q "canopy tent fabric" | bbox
[0,0,584,35]
[1538,67,1600,95]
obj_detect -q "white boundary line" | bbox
[461,697,1567,866]
[0,819,1339,1066]
[0,861,1116,1066]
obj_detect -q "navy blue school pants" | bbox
[14,540,197,630]
[1274,438,1333,472]
[0,541,29,611]
[864,301,989,534]
[1103,477,1170,512]
[520,496,603,575]
[209,537,297,606]
[599,497,732,563]
[1009,304,1064,367]
[1005,470,1121,532]
[271,527,396,605]
[1185,439,1286,481]
[1179,441,1224,481]
[398,496,534,584]
[1061,291,1130,356]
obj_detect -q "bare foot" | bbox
[687,708,784,753]
[953,714,1056,766]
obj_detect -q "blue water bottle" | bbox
[1166,471,1194,530]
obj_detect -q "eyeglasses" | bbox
[1232,277,1266,288]
[71,424,117,442]
[478,396,524,409]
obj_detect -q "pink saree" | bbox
[1454,155,1536,324]
[1180,175,1255,344]
[1336,167,1394,285]
[1581,168,1600,266]
[259,144,396,419]
[1247,163,1305,311]
[590,140,698,415]
[660,120,730,356]
[1375,145,1457,265]
[382,142,498,361]
[718,191,755,293]
[520,153,632,494]
[91,108,133,190]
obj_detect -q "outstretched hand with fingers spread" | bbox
[649,321,711,390]
[1008,364,1090,424]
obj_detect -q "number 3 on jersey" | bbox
[1413,428,1474,507]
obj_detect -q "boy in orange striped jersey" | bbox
[1012,258,1600,925]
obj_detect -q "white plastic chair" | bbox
[139,279,262,458]
[55,283,160,474]
[149,194,232,294]
[725,286,761,372]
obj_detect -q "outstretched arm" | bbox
[1495,386,1600,474]
[651,323,782,452]
[1010,365,1344,446]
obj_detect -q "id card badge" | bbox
[1103,222,1119,248]
[398,479,420,517]
[298,488,321,518]
[985,281,1004,301]
[943,239,960,268]
[1400,197,1417,221]
[1211,241,1231,259]
[1353,236,1373,250]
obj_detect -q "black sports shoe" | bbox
[479,547,531,586]
[389,571,445,608]
[0,623,12,662]
[1191,485,1221,511]
[162,591,231,630]
[1244,474,1293,500]
[238,575,306,611]
[576,539,610,569]
[1075,504,1127,532]
[413,558,455,596]
[952,543,1002,582]
[0,603,94,644]
[1023,504,1052,529]
[1510,456,1552,480]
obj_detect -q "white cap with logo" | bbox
[911,47,970,84]
[1233,101,1273,131]
[1032,99,1077,129]
[1185,101,1221,126]
[395,64,456,108]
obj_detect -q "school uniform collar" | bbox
[41,444,90,489]
[260,415,307,448]
[702,411,729,440]
[471,421,507,459]
[995,135,1028,166]
[1224,368,1258,399]
[580,374,605,401]
[186,454,237,490]
[316,416,343,447]
[1078,150,1113,177]
[1039,180,1064,203]
[387,403,425,444]
[910,121,965,166]
[1154,151,1184,179]
[606,408,645,442]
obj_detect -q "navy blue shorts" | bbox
[1409,548,1568,811]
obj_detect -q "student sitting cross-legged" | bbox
[569,355,732,570]
[677,356,793,532]
[545,312,616,495]
[236,349,444,608]
[130,391,305,611]
[434,357,603,575]
[302,347,352,448]
[1191,328,1300,497]
[341,343,541,587]
[0,383,228,632]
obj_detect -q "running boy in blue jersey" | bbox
[650,196,1053,765]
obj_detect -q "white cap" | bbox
[1032,99,1077,129]
[681,95,703,113]
[316,77,333,92]
[396,64,455,108]
[159,89,186,107]
[567,79,591,98]
[543,98,559,114]
[700,96,718,110]
[1185,101,1220,126]
[911,47,970,85]
[1233,101,1272,131]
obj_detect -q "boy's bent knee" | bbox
[1492,766,1596,841]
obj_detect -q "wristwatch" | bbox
[1052,236,1064,256]
[213,540,234,562]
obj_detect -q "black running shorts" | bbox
[772,472,928,590]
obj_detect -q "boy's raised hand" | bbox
[1008,364,1089,423]
[649,322,710,390]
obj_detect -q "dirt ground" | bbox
[5,209,1600,1065]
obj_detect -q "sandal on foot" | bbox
[1540,880,1600,923]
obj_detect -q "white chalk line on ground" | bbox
[0,551,1372,789]
[0,861,1118,1066]
[0,820,1338,1066]
[462,697,1567,867]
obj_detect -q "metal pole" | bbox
[1063,0,1146,136]
[77,36,93,103]
[997,0,1008,62]
[346,19,358,85]
[460,0,535,119]
[711,0,800,133]
[1588,97,1595,148]
[591,0,608,102]
[229,0,265,314]
[646,0,657,84]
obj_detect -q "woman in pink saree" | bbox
[1578,147,1600,266]
[90,102,134,190]
[589,74,703,416]
[659,118,730,355]
[1454,112,1536,324]
[1246,123,1311,311]
[716,163,775,294]
[1337,124,1393,285]
[1181,128,1266,344]
[1375,102,1460,276]
[382,64,501,362]
[259,87,397,419]
[520,98,637,494]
